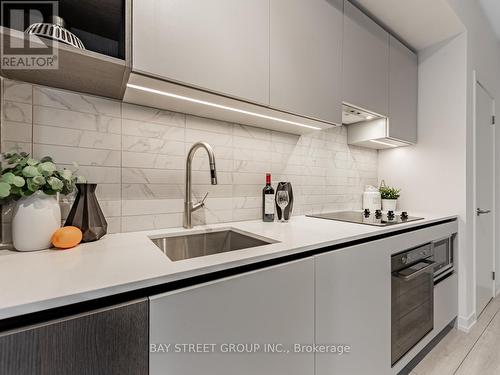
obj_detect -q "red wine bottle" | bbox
[263,173,275,222]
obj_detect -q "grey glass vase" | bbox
[65,183,107,242]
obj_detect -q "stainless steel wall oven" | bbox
[391,243,434,366]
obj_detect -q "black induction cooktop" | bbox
[306,210,424,227]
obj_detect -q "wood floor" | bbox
[411,295,500,375]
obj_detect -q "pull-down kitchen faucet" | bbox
[183,142,218,229]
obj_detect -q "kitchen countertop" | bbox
[0,213,457,321]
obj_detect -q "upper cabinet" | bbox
[0,0,417,139]
[342,0,389,116]
[343,1,418,148]
[0,0,131,99]
[128,0,336,135]
[388,35,418,143]
[133,0,270,105]
[270,0,343,124]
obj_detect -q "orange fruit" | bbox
[52,226,83,249]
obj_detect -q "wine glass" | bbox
[276,191,289,223]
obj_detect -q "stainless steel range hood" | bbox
[342,103,382,124]
[343,104,411,149]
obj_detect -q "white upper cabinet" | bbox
[388,35,418,143]
[342,0,389,116]
[131,0,417,140]
[270,0,343,124]
[133,0,270,105]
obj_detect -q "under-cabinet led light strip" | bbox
[127,83,322,130]
[369,139,398,148]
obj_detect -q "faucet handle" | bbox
[192,192,209,211]
[199,191,209,206]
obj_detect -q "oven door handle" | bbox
[394,261,435,280]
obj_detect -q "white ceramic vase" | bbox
[382,199,398,212]
[12,192,61,252]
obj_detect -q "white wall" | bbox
[447,0,500,328]
[378,32,468,325]
[379,0,500,331]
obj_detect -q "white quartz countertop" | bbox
[0,213,457,320]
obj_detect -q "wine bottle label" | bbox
[264,195,274,215]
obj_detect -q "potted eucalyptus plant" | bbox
[379,185,401,212]
[0,152,85,251]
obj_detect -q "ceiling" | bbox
[478,0,500,40]
[352,0,464,51]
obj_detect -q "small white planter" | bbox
[12,192,61,252]
[382,199,398,212]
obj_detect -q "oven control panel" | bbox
[391,244,433,272]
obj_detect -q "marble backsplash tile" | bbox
[34,85,122,117]
[0,78,378,239]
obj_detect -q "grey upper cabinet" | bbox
[388,35,418,143]
[0,299,148,375]
[342,0,389,116]
[133,0,270,105]
[150,259,315,375]
[270,0,343,124]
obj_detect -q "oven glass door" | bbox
[391,260,434,366]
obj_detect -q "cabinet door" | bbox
[315,244,391,375]
[133,0,270,105]
[150,259,315,375]
[0,299,148,375]
[270,0,343,124]
[343,0,389,116]
[388,36,418,143]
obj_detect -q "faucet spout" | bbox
[210,162,218,185]
[184,142,218,229]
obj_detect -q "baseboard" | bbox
[398,318,456,375]
[457,311,476,332]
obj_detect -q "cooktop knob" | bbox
[401,211,409,220]
[364,208,370,216]
[388,210,395,219]
[375,209,382,218]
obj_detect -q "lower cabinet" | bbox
[315,244,392,375]
[434,273,458,334]
[149,258,315,375]
[0,222,457,375]
[0,299,149,375]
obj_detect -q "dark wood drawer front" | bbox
[0,299,148,375]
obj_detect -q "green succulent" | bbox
[0,152,86,202]
[379,186,401,200]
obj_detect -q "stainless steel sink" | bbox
[150,229,275,261]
